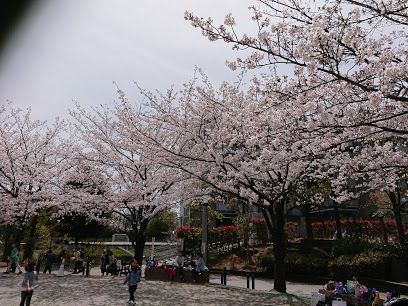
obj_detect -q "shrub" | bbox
[332,237,374,256]
[285,253,328,275]
[328,250,391,279]
[251,218,269,245]
[259,253,328,276]
[259,255,274,272]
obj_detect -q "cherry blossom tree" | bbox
[185,0,408,163]
[67,102,187,264]
[0,104,66,257]
[185,0,407,120]
[129,74,329,292]
[181,0,408,291]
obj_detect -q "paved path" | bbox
[0,271,308,306]
[209,274,322,299]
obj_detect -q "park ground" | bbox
[0,266,312,306]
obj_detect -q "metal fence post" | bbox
[251,273,255,289]
[222,267,227,285]
[246,273,250,289]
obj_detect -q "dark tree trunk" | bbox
[49,234,53,250]
[23,215,39,260]
[352,216,360,237]
[132,233,146,265]
[15,226,25,247]
[333,203,342,240]
[130,217,150,265]
[270,200,287,293]
[302,203,314,240]
[379,216,388,243]
[388,190,405,245]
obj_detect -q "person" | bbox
[4,254,11,274]
[146,256,157,269]
[107,250,118,275]
[73,248,83,274]
[79,248,85,273]
[174,252,185,281]
[57,249,66,277]
[195,253,207,273]
[187,253,196,270]
[100,250,107,275]
[191,253,207,283]
[123,261,141,305]
[10,243,23,274]
[19,260,35,306]
[43,249,53,274]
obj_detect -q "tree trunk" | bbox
[49,234,53,250]
[23,215,39,260]
[74,236,79,247]
[132,233,146,265]
[379,216,388,243]
[302,203,314,240]
[388,190,405,245]
[333,202,342,240]
[15,226,25,247]
[271,200,287,293]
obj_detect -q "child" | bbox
[123,262,141,305]
[19,260,36,306]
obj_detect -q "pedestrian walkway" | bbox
[209,274,322,300]
[0,271,307,306]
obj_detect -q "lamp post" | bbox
[201,198,209,262]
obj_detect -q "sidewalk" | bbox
[0,268,308,306]
[209,274,321,300]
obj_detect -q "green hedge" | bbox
[328,251,391,279]
[259,238,403,279]
[259,253,329,276]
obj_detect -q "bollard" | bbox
[222,267,227,285]
[246,273,250,289]
[251,273,255,289]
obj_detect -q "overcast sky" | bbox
[0,0,254,121]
